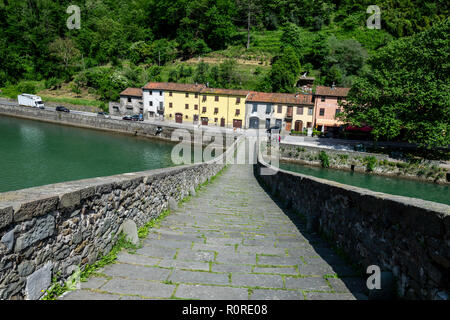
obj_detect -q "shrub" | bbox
[319,151,330,168]
[364,156,377,172]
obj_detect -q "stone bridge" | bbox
[60,141,368,300]
[1,136,448,300]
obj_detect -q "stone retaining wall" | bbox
[0,125,242,300]
[279,143,449,184]
[255,150,449,300]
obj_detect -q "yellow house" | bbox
[199,88,249,128]
[143,82,205,124]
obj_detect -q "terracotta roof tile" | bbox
[315,86,350,97]
[200,87,250,96]
[143,82,205,93]
[120,88,143,97]
[246,92,313,105]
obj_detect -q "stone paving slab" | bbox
[169,270,230,286]
[101,278,175,298]
[61,290,120,300]
[63,145,365,300]
[284,276,331,291]
[231,273,284,289]
[102,263,171,281]
[175,284,248,300]
[250,289,304,300]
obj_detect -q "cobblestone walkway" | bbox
[62,147,368,300]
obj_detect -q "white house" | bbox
[142,83,165,120]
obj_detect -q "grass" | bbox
[138,209,172,239]
[39,95,103,107]
[42,233,137,300]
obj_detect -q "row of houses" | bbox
[111,82,350,134]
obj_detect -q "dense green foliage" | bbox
[0,0,448,150]
[339,19,449,148]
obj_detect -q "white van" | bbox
[18,94,45,109]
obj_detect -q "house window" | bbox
[215,96,219,102]
[149,101,153,106]
[308,108,313,115]
[185,115,188,119]
[307,122,312,128]
[319,108,325,116]
[235,109,240,116]
[127,97,131,103]
[214,108,219,114]
[169,103,173,108]
[214,118,218,122]
[297,107,303,115]
[236,97,241,104]
[159,102,163,108]
[149,91,152,95]
[202,107,206,113]
[321,96,325,102]
[159,91,163,96]
[202,95,207,102]
[169,92,173,97]
[185,93,189,98]
[335,109,341,116]
[265,105,271,114]
[252,104,257,113]
[195,93,198,98]
[185,104,189,109]
[277,105,282,113]
[194,104,198,110]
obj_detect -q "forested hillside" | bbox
[0,0,448,100]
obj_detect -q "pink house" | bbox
[313,85,350,134]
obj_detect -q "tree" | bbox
[321,36,367,86]
[48,38,80,71]
[268,46,301,93]
[235,0,262,49]
[193,60,210,84]
[339,19,449,148]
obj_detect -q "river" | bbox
[280,161,449,205]
[0,115,178,192]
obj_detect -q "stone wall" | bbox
[255,150,449,300]
[0,103,239,146]
[279,143,449,184]
[0,121,242,299]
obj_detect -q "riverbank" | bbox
[278,143,449,185]
[0,103,240,148]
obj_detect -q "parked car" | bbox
[55,106,70,113]
[131,114,144,121]
[97,112,110,119]
[122,115,133,121]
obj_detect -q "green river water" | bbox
[0,115,177,193]
[280,162,449,205]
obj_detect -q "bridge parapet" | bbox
[255,145,449,300]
